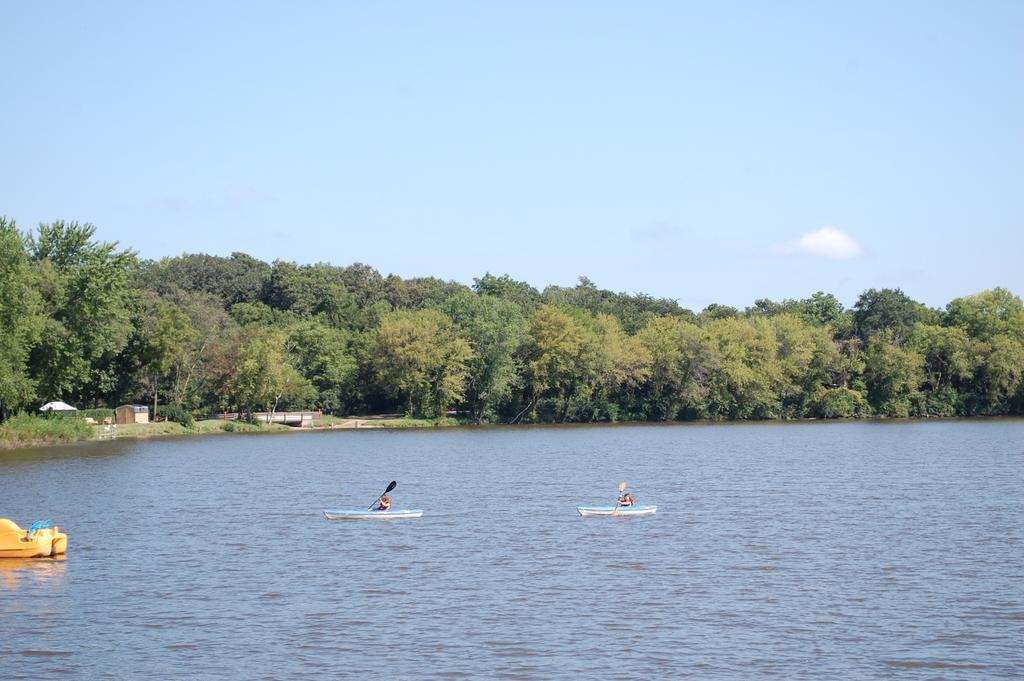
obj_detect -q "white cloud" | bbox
[773,226,863,259]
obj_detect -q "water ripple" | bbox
[1,420,1023,679]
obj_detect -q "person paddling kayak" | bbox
[617,489,634,507]
[366,481,397,511]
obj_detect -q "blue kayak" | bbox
[577,505,657,517]
[323,509,423,520]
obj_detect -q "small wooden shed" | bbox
[115,404,150,424]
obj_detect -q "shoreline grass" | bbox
[0,412,467,449]
[4,412,1017,452]
[0,413,94,449]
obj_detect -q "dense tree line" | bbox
[2,218,1022,423]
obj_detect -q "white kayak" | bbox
[323,509,424,520]
[577,505,657,517]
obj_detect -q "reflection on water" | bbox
[1,421,1022,679]
[0,438,135,466]
[0,556,67,590]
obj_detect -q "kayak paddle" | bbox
[612,481,626,516]
[368,480,397,510]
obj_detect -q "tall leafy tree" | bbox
[264,261,358,327]
[372,309,472,418]
[543,276,694,333]
[223,329,315,420]
[704,317,783,418]
[141,303,197,418]
[587,313,652,420]
[749,292,846,328]
[473,273,543,311]
[853,288,935,343]
[768,314,841,416]
[340,263,388,308]
[521,305,573,419]
[909,323,975,415]
[863,330,925,417]
[139,252,270,308]
[286,321,357,414]
[801,292,847,328]
[702,304,740,321]
[944,288,1024,341]
[975,335,1024,414]
[0,218,43,419]
[152,289,236,413]
[636,316,716,419]
[27,221,137,403]
[521,305,603,422]
[383,275,472,311]
[442,291,526,423]
[804,335,869,418]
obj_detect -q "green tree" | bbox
[768,314,843,416]
[473,273,543,311]
[853,288,935,342]
[442,291,526,423]
[909,323,975,415]
[340,263,388,308]
[141,303,196,419]
[975,335,1024,414]
[372,309,472,418]
[636,316,715,419]
[749,292,846,330]
[802,292,846,328]
[0,218,43,419]
[27,221,137,403]
[791,321,868,419]
[384,275,472,310]
[230,301,277,327]
[138,252,270,308]
[807,387,870,418]
[702,303,739,321]
[223,329,315,420]
[521,305,601,421]
[945,288,1024,341]
[863,330,925,416]
[286,321,357,414]
[609,291,696,334]
[543,276,695,333]
[803,336,869,418]
[587,313,652,420]
[264,261,358,327]
[155,290,236,414]
[704,317,783,418]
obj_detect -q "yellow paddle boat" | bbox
[0,518,68,558]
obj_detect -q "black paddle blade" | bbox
[369,480,398,509]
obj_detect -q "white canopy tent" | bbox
[39,401,78,412]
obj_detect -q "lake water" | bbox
[1,420,1022,679]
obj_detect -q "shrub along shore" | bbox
[0,414,461,450]
[2,217,1023,439]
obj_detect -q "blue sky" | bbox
[2,1,1021,311]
